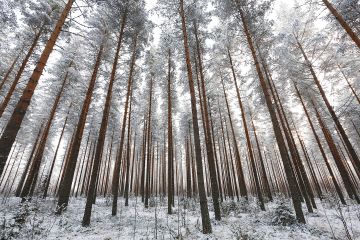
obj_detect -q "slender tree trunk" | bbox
[235,1,305,223]
[312,100,360,203]
[321,0,360,48]
[111,36,137,216]
[296,39,360,176]
[0,28,44,118]
[265,67,315,211]
[226,51,264,208]
[15,128,42,197]
[0,0,74,176]
[194,23,221,219]
[251,118,273,201]
[20,70,69,199]
[337,64,360,105]
[166,49,174,214]
[43,105,71,198]
[0,49,22,92]
[220,77,246,198]
[82,14,127,225]
[145,77,153,208]
[56,41,104,213]
[125,128,135,206]
[179,0,211,233]
[208,104,224,202]
[294,84,346,204]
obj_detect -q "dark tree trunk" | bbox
[251,118,273,201]
[235,1,305,223]
[43,105,71,198]
[111,35,137,216]
[179,0,211,233]
[20,69,69,199]
[312,100,360,203]
[82,13,127,225]
[296,39,360,177]
[145,77,153,208]
[194,23,221,219]
[0,49,22,92]
[294,84,346,204]
[56,41,104,213]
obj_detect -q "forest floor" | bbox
[1,195,360,239]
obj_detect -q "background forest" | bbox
[0,0,359,239]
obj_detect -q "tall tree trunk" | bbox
[337,64,360,105]
[251,118,273,201]
[294,84,346,204]
[125,127,135,206]
[227,50,264,208]
[0,49,22,92]
[295,129,323,200]
[20,69,69,199]
[145,77,153,208]
[179,0,211,233]
[208,104,224,202]
[312,100,360,203]
[265,67,315,211]
[14,128,42,197]
[56,41,104,213]
[43,105,71,198]
[111,35,137,216]
[82,14,127,225]
[235,1,305,223]
[167,49,174,214]
[0,0,74,176]
[321,0,360,48]
[0,28,44,118]
[220,76,246,198]
[194,22,221,219]
[296,39,360,176]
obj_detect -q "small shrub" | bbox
[271,203,296,226]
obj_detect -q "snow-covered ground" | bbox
[1,195,360,239]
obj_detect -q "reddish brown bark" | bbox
[0,49,22,92]
[179,0,211,232]
[234,1,305,222]
[322,0,360,48]
[111,35,137,215]
[296,39,360,177]
[0,28,43,118]
[0,0,74,176]
[20,69,69,199]
[56,41,104,213]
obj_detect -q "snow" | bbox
[1,196,360,239]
